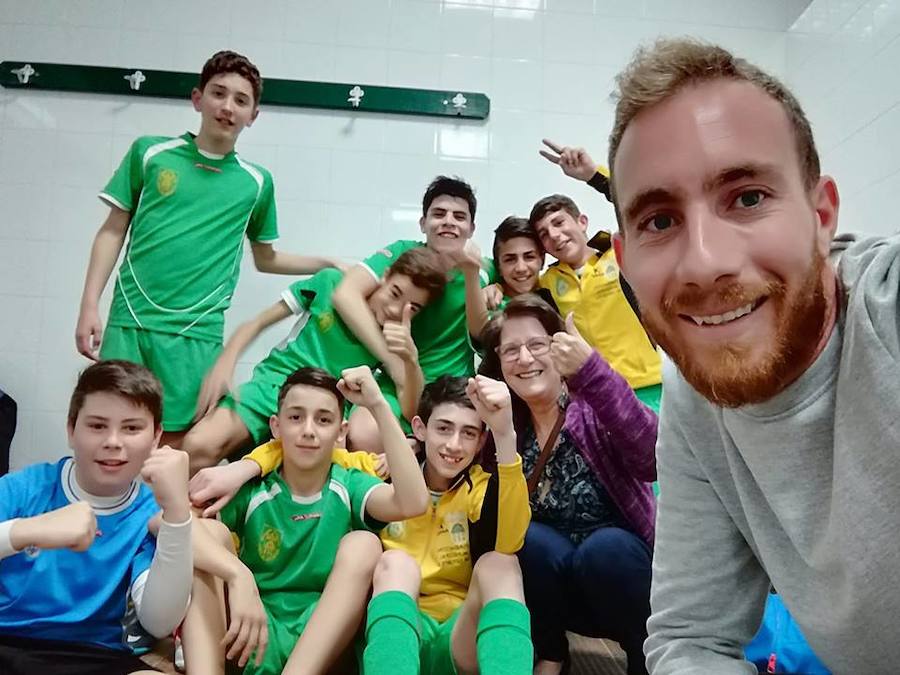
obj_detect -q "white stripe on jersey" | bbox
[328,479,351,512]
[235,156,264,198]
[141,136,188,169]
[245,482,282,523]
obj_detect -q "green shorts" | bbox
[420,607,461,675]
[245,602,316,675]
[100,326,221,432]
[220,371,284,446]
[366,591,460,675]
[634,383,662,413]
[633,383,662,496]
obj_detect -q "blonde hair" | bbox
[608,38,820,211]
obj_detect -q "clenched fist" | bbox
[338,366,388,411]
[466,375,514,437]
[141,445,191,524]
[11,501,97,553]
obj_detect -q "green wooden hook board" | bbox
[0,60,490,120]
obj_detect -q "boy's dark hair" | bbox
[492,216,542,261]
[68,360,163,429]
[417,375,481,427]
[528,194,581,228]
[277,368,345,413]
[386,248,447,304]
[422,176,477,221]
[199,50,262,104]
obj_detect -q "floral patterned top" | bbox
[521,398,626,544]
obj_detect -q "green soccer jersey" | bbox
[219,463,386,620]
[100,133,278,341]
[362,240,493,380]
[254,268,380,383]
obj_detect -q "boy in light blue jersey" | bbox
[0,360,193,675]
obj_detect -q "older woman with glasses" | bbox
[479,294,658,675]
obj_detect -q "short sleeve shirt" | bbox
[0,458,160,651]
[101,133,278,341]
[218,464,386,619]
[251,268,380,383]
[362,240,494,380]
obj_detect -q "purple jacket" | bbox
[527,351,658,544]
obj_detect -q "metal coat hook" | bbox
[124,70,146,91]
[347,85,364,107]
[442,93,468,111]
[11,64,36,84]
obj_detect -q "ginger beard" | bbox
[642,246,828,407]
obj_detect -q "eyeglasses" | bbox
[495,336,552,363]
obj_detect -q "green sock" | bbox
[476,598,533,675]
[363,591,421,675]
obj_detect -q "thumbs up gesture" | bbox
[550,313,594,377]
[383,302,418,365]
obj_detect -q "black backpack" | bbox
[0,389,16,476]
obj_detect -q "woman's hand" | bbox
[550,313,594,378]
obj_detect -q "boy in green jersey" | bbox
[333,176,495,452]
[182,365,428,675]
[181,247,446,471]
[186,374,535,675]
[75,50,343,446]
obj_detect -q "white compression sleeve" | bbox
[132,515,193,638]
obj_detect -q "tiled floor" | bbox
[569,633,629,675]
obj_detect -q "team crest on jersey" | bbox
[386,521,405,539]
[601,260,618,281]
[555,278,569,297]
[443,512,467,546]
[258,525,282,562]
[317,311,335,333]
[157,168,178,196]
[23,545,40,559]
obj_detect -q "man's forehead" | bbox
[614,79,798,201]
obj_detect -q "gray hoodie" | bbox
[646,234,900,674]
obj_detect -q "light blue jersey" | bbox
[0,458,160,651]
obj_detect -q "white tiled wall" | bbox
[786,0,900,237]
[0,0,799,469]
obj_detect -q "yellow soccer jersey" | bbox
[540,247,661,389]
